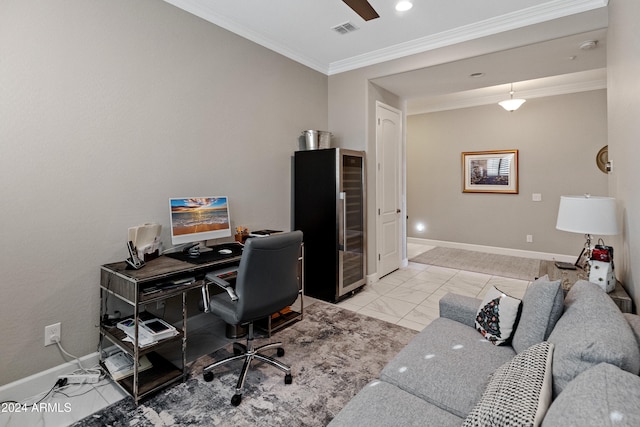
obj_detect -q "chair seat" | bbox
[209,291,299,326]
[209,293,242,325]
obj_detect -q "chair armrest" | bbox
[439,292,481,328]
[204,272,239,302]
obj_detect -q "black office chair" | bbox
[200,230,303,406]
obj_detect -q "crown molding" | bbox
[164,0,607,76]
[328,0,609,74]
[408,75,607,115]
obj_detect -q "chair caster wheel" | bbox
[284,373,292,384]
[277,347,285,357]
[203,371,214,382]
[233,347,243,356]
[231,394,242,406]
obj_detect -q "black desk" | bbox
[99,246,242,403]
[99,241,303,403]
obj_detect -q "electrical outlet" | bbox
[526,235,534,243]
[44,322,61,346]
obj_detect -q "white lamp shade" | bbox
[556,195,619,235]
[498,98,526,111]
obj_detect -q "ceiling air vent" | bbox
[332,22,359,35]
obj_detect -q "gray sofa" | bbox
[329,278,640,426]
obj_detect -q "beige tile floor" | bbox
[336,243,532,331]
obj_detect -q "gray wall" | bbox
[0,0,327,385]
[608,0,640,311]
[406,90,609,255]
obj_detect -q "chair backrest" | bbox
[233,230,303,324]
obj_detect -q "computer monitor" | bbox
[169,197,232,252]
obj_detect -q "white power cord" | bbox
[52,336,102,377]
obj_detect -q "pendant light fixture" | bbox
[498,83,526,112]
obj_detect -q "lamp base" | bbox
[573,234,595,271]
[574,247,591,271]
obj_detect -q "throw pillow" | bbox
[475,286,522,345]
[463,341,555,427]
[512,275,563,354]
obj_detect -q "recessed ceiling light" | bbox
[396,1,413,12]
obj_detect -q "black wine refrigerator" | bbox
[294,148,366,302]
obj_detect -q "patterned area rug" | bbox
[410,247,541,281]
[72,302,416,427]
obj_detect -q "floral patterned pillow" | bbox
[475,286,523,345]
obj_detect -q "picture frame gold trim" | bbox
[462,150,519,194]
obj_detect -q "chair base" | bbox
[203,323,292,406]
[225,323,247,339]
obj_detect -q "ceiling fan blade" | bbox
[342,0,380,21]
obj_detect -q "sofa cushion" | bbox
[475,286,522,345]
[542,363,640,427]
[327,380,463,427]
[380,316,516,418]
[547,281,640,397]
[463,342,554,427]
[512,275,563,354]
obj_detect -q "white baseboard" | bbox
[366,272,378,285]
[406,237,576,263]
[0,352,101,403]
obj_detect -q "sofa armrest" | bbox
[439,293,480,328]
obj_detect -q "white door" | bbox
[376,102,403,278]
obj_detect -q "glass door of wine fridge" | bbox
[338,151,366,297]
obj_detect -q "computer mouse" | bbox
[218,249,233,254]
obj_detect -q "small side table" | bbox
[539,260,633,313]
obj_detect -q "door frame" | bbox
[375,101,405,280]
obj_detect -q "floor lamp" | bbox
[555,195,619,269]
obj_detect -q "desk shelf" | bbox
[256,308,302,336]
[100,325,184,357]
[116,352,183,399]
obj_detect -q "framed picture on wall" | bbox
[462,150,519,194]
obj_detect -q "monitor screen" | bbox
[169,197,232,246]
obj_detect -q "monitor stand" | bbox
[183,242,212,259]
